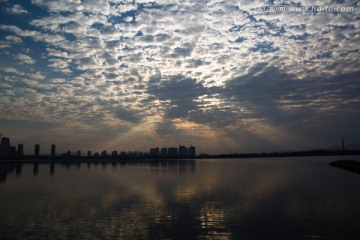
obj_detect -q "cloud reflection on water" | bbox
[1,157,360,239]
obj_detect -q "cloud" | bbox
[17,54,36,64]
[29,73,46,80]
[114,107,142,124]
[31,0,83,13]
[1,67,18,73]
[154,119,184,138]
[0,24,38,37]
[48,58,71,73]
[5,35,23,44]
[46,48,70,58]
[220,65,360,139]
[147,75,209,119]
[6,4,29,15]
[171,43,195,58]
[82,0,110,15]
[0,0,359,153]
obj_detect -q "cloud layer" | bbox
[0,0,359,154]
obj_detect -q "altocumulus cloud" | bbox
[0,0,359,154]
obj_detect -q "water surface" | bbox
[1,156,360,239]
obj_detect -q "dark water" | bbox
[1,156,360,239]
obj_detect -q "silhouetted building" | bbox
[88,151,92,157]
[1,137,10,147]
[150,148,155,156]
[189,146,196,157]
[10,146,16,156]
[76,150,81,157]
[34,144,40,157]
[51,144,56,157]
[128,151,139,157]
[150,147,161,156]
[101,150,107,157]
[112,151,118,157]
[168,147,178,157]
[161,147,168,156]
[18,144,24,157]
[0,137,11,156]
[178,145,188,157]
[154,147,160,155]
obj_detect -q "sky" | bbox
[0,0,360,155]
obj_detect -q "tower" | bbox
[34,144,40,157]
[18,144,24,157]
[51,144,56,157]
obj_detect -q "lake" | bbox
[1,156,360,239]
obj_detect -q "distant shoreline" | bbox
[1,149,360,163]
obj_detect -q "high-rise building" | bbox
[18,144,24,157]
[51,144,56,157]
[154,147,160,156]
[1,137,10,147]
[34,144,40,157]
[178,145,188,157]
[0,137,11,156]
[161,148,168,156]
[10,146,16,156]
[189,146,196,157]
[112,151,118,157]
[150,148,155,156]
[168,147,178,157]
[101,150,107,157]
[88,151,92,157]
[76,150,81,157]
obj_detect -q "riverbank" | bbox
[329,160,360,174]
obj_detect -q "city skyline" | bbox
[1,1,360,154]
[2,134,359,159]
[0,135,196,157]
